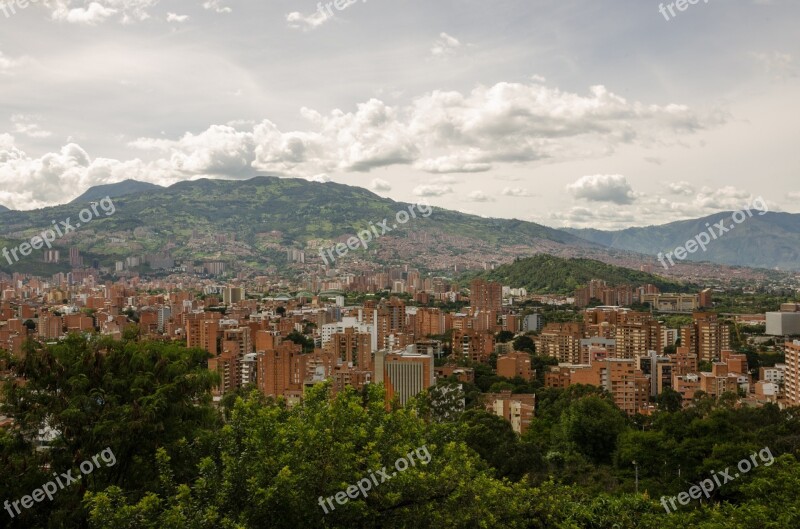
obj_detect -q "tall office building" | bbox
[374,347,434,406]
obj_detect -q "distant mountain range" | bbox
[564,211,800,271]
[1,177,797,277]
[0,177,617,276]
[69,179,164,204]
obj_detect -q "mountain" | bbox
[471,254,691,295]
[564,211,800,271]
[69,179,164,204]
[1,176,616,275]
[0,204,8,212]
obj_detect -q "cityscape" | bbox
[1,1,799,528]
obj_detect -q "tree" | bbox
[656,387,683,413]
[495,330,515,343]
[560,396,628,465]
[512,335,535,353]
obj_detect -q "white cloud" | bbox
[666,181,694,196]
[202,0,231,14]
[166,12,189,22]
[0,50,19,74]
[0,78,721,209]
[413,184,452,197]
[567,174,636,205]
[47,0,158,25]
[431,32,461,57]
[787,191,800,200]
[370,178,392,192]
[286,9,329,31]
[468,190,494,202]
[11,115,53,139]
[501,187,532,197]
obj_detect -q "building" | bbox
[484,390,535,434]
[766,312,800,336]
[641,293,700,312]
[497,351,535,381]
[470,279,502,312]
[784,340,800,407]
[680,313,731,363]
[374,346,435,405]
[567,358,651,415]
[522,313,544,333]
[257,341,307,401]
[536,323,583,364]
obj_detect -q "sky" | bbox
[0,0,798,230]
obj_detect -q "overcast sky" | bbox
[0,0,798,229]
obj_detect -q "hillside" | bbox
[564,211,800,271]
[0,204,8,212]
[0,176,610,275]
[473,254,692,295]
[69,179,165,204]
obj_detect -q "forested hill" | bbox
[472,254,692,294]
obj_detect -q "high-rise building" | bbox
[374,346,435,406]
[784,340,800,406]
[470,279,502,312]
[69,247,83,268]
[536,323,583,364]
[257,341,306,400]
[680,312,731,363]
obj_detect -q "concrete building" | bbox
[374,346,435,406]
[766,312,800,336]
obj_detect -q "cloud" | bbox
[370,178,392,192]
[501,187,532,197]
[0,78,721,209]
[166,12,189,22]
[413,184,452,197]
[567,174,636,205]
[468,190,494,202]
[286,9,329,30]
[0,50,19,74]
[202,0,231,14]
[751,51,796,79]
[11,115,53,139]
[666,181,694,196]
[47,0,158,25]
[787,191,800,200]
[431,32,461,57]
[415,153,491,173]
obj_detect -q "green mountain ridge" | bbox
[69,179,165,204]
[0,176,603,274]
[472,254,692,295]
[564,211,800,271]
